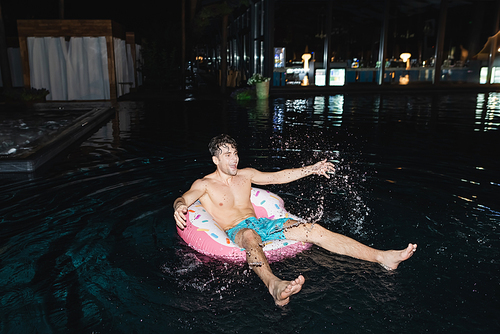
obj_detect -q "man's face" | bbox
[213,144,239,176]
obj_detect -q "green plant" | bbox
[247,73,270,85]
[3,87,50,101]
[230,87,255,100]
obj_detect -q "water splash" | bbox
[161,252,202,276]
[161,249,258,302]
[272,148,371,238]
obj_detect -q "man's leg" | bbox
[282,220,417,269]
[234,228,305,306]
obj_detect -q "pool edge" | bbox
[0,107,115,173]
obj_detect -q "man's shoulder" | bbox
[193,174,214,186]
[193,172,225,188]
[238,167,259,175]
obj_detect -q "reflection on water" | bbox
[475,92,500,131]
[328,95,344,126]
[1,92,499,333]
[484,92,500,131]
[270,93,500,135]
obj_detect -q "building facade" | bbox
[221,0,500,88]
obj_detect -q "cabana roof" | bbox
[17,20,126,39]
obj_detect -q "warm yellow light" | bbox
[400,53,412,69]
[399,74,409,85]
[301,75,309,86]
[400,53,411,62]
[302,53,311,71]
[497,47,500,52]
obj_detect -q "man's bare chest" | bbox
[207,178,252,208]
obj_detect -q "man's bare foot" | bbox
[379,243,417,270]
[270,275,305,306]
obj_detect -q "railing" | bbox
[346,67,478,84]
[273,66,489,87]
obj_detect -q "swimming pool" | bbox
[0,92,499,333]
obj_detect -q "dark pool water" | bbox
[1,92,499,333]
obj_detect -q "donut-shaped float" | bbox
[177,187,312,262]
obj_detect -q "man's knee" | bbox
[284,220,326,242]
[236,228,261,246]
[302,222,327,236]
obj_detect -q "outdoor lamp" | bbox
[400,52,411,69]
[302,53,312,71]
[301,74,309,86]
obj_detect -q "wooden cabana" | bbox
[126,32,143,90]
[17,20,134,101]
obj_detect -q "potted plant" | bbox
[247,73,270,99]
[230,87,255,101]
[3,87,50,103]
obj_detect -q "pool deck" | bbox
[1,78,499,174]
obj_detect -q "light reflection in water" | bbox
[486,92,500,130]
[476,92,500,131]
[313,96,325,127]
[475,93,485,131]
[272,101,284,133]
[313,96,325,114]
[328,95,344,126]
[273,96,345,133]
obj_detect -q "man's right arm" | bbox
[173,179,206,230]
[246,159,335,185]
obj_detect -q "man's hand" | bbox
[173,181,206,229]
[309,159,336,178]
[174,202,189,230]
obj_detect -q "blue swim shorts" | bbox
[225,217,291,244]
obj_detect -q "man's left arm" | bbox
[248,159,335,185]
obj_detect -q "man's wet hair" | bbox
[208,134,238,157]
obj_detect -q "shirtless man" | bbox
[174,134,417,306]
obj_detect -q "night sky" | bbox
[1,0,495,62]
[2,0,183,41]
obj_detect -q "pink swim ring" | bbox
[177,187,312,262]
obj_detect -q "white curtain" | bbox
[126,43,135,89]
[66,38,88,99]
[47,37,68,100]
[65,37,110,100]
[136,44,143,86]
[27,36,110,100]
[28,37,53,97]
[113,37,129,97]
[92,37,111,99]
